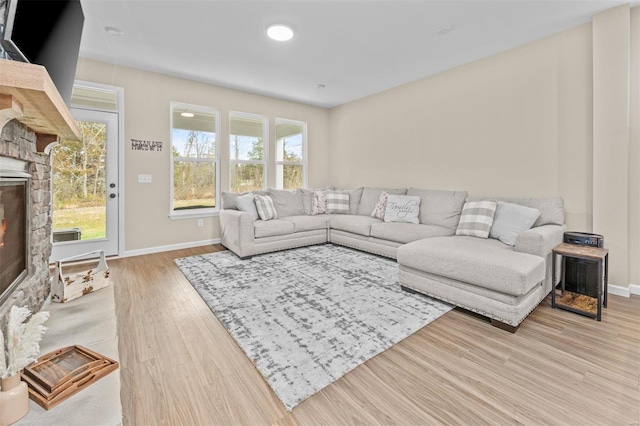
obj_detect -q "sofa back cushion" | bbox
[356,187,407,216]
[468,196,564,227]
[406,188,468,232]
[266,189,305,218]
[221,190,266,210]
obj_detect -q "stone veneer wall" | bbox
[0,120,52,332]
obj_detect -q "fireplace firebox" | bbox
[0,157,30,306]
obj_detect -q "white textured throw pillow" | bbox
[235,192,260,221]
[254,195,278,221]
[326,190,350,214]
[311,190,328,215]
[455,200,497,238]
[489,201,541,246]
[384,195,421,224]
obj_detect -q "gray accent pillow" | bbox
[489,201,540,246]
[467,196,564,227]
[406,188,468,232]
[267,189,305,218]
[357,187,407,216]
[455,200,497,238]
[234,192,259,221]
[326,190,350,214]
[254,195,278,221]
[384,195,420,224]
[221,190,267,210]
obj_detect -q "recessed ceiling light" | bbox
[180,112,195,118]
[266,25,294,41]
[104,26,124,36]
[436,25,453,36]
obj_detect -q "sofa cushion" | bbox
[455,200,497,238]
[254,219,295,238]
[406,188,468,231]
[221,190,267,210]
[397,236,546,296]
[370,223,452,244]
[357,187,407,216]
[329,215,383,237]
[234,192,259,220]
[281,215,329,233]
[384,194,420,224]
[326,190,350,214]
[340,187,364,215]
[489,201,540,246]
[267,189,305,218]
[468,196,564,227]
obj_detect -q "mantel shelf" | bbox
[0,59,82,151]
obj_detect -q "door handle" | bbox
[109,193,116,199]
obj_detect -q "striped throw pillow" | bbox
[326,190,350,214]
[455,200,497,238]
[254,195,278,221]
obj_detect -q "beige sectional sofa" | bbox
[219,187,565,331]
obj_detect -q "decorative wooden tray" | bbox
[20,345,119,410]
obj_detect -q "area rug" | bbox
[174,244,452,411]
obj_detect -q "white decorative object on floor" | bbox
[51,250,110,303]
[175,244,453,411]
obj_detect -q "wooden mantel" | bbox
[0,59,82,153]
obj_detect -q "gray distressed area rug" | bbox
[174,244,452,411]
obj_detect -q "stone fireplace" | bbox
[0,120,52,330]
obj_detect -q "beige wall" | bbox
[630,6,640,286]
[328,5,639,287]
[75,59,330,252]
[329,24,593,228]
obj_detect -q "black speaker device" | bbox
[562,232,604,298]
[563,231,604,248]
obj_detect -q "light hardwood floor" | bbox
[110,245,640,425]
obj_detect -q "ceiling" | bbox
[78,0,636,109]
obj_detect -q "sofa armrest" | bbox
[513,224,566,258]
[220,209,255,258]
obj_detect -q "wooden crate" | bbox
[51,250,110,303]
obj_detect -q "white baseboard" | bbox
[123,238,221,258]
[608,284,630,298]
[630,284,640,296]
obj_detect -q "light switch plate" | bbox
[138,174,152,183]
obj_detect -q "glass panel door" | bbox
[51,108,119,261]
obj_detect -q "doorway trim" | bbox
[70,80,125,259]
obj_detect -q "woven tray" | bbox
[21,345,119,410]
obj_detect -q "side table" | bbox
[551,243,608,321]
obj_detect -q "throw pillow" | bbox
[455,200,497,238]
[489,201,541,246]
[384,194,421,224]
[234,192,260,221]
[370,192,389,220]
[311,190,328,215]
[254,195,278,221]
[326,190,350,214]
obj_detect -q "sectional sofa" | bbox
[219,187,566,331]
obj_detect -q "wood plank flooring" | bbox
[109,245,640,425]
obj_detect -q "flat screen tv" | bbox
[1,0,85,107]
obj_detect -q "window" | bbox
[170,102,220,217]
[229,112,267,192]
[275,118,307,190]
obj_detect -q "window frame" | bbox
[275,118,307,190]
[169,101,221,219]
[229,111,269,192]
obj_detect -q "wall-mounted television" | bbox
[1,0,85,107]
